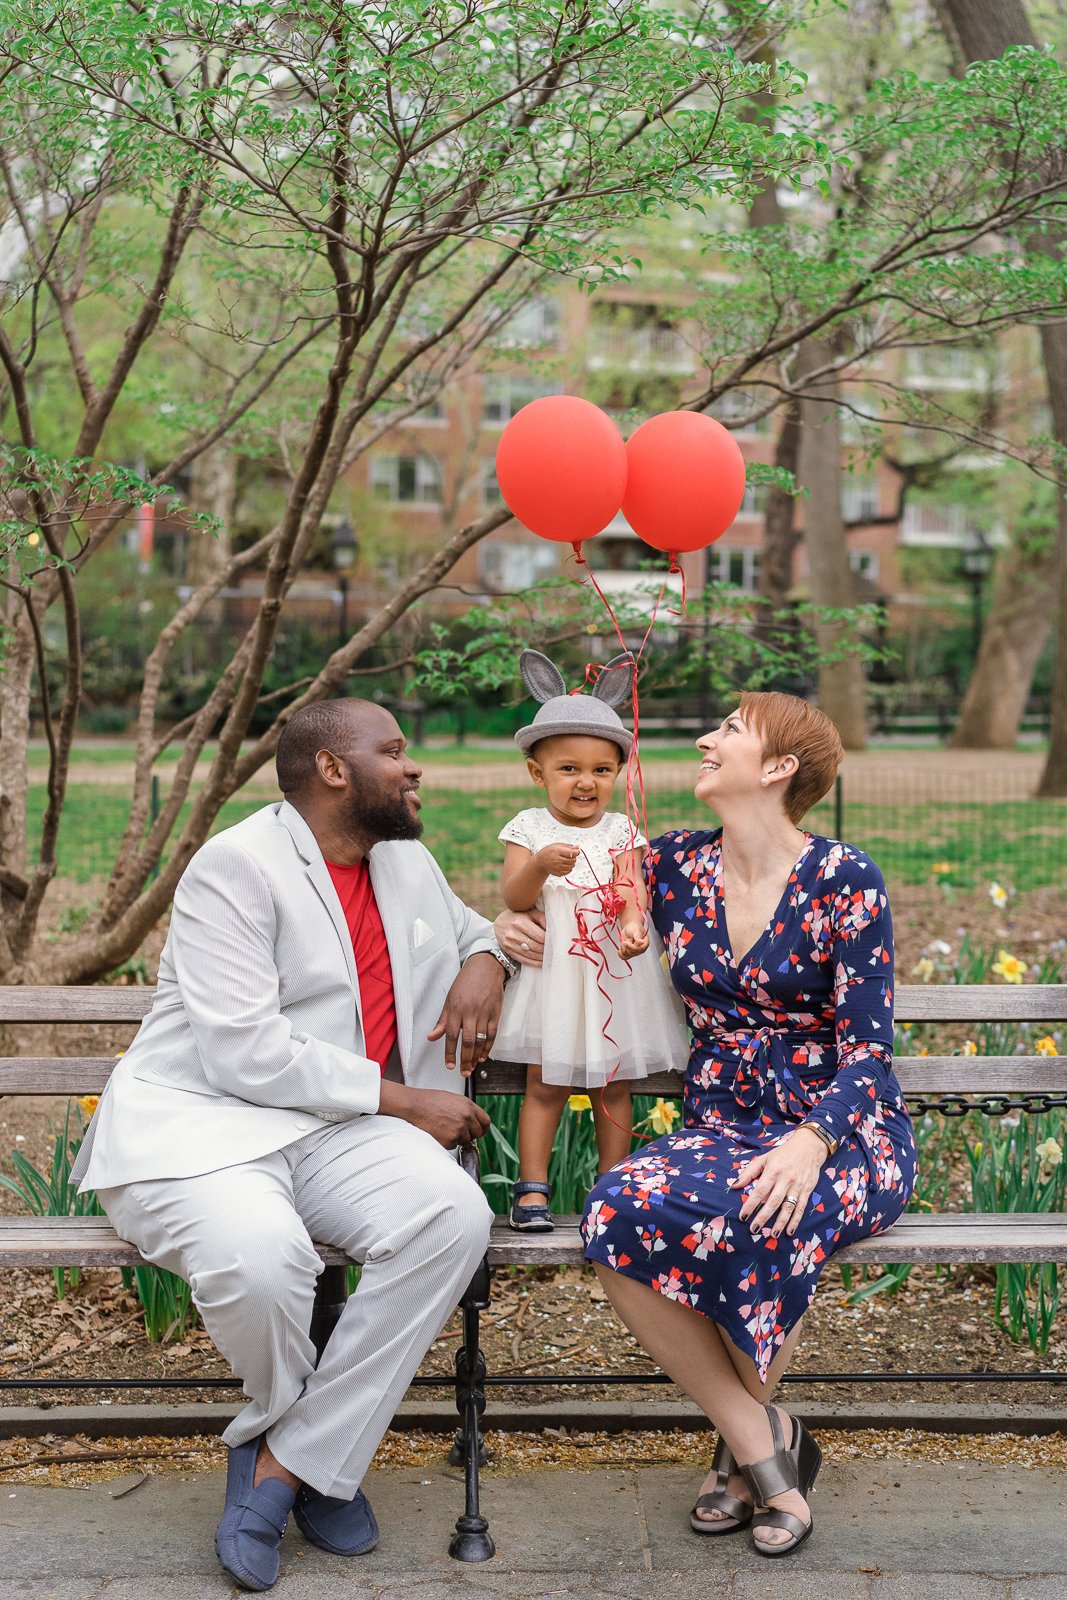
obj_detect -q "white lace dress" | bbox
[494,807,689,1087]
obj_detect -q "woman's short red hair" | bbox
[737,691,844,824]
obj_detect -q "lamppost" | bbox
[330,517,358,648]
[960,525,994,662]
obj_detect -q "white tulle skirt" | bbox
[493,889,690,1087]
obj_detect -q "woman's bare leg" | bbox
[591,1082,633,1172]
[516,1065,569,1209]
[593,1264,810,1546]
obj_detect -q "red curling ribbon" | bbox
[556,539,693,1148]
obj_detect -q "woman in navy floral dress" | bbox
[579,692,916,1557]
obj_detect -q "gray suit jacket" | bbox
[74,801,499,1189]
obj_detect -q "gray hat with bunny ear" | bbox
[514,649,634,759]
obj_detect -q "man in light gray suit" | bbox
[74,698,510,1591]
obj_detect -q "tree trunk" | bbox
[185,443,237,590]
[950,502,1060,748]
[798,343,867,749]
[933,0,1067,782]
[758,403,802,612]
[0,615,36,887]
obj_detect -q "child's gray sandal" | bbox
[509,1180,554,1232]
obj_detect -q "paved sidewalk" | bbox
[3,1457,1066,1599]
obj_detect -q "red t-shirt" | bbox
[325,858,398,1076]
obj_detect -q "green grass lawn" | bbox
[28,780,1065,896]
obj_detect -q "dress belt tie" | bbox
[697,1026,836,1113]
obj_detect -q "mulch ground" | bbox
[3,1423,1067,1492]
[1,1256,1064,1420]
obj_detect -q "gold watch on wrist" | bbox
[801,1121,839,1157]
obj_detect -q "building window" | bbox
[500,296,561,347]
[904,345,989,388]
[841,477,880,522]
[479,539,560,591]
[483,375,562,426]
[370,454,443,506]
[738,483,766,518]
[588,302,691,371]
[709,391,770,436]
[709,547,760,592]
[408,395,446,424]
[849,549,880,582]
[482,461,504,508]
[901,501,969,545]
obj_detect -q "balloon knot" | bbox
[571,541,586,564]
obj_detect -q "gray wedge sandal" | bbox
[689,1434,753,1535]
[740,1404,822,1559]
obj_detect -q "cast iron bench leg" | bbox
[310,1263,350,1360]
[448,1254,494,1561]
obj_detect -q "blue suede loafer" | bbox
[294,1485,380,1557]
[215,1437,297,1592]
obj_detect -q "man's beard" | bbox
[343,780,423,844]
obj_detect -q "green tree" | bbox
[0,0,821,982]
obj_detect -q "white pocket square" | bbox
[413,917,435,948]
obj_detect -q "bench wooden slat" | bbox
[3,1212,1066,1270]
[0,987,154,1023]
[3,1055,1067,1099]
[475,1056,1067,1098]
[0,1215,352,1269]
[896,983,1067,1022]
[0,984,1064,1026]
[0,1058,125,1094]
[484,1214,1067,1267]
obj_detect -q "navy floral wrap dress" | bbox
[581,829,917,1382]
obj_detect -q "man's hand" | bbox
[379,1082,490,1147]
[617,917,649,959]
[494,909,547,968]
[729,1126,828,1238]
[536,842,581,877]
[427,951,504,1076]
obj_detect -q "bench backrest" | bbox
[0,985,1065,1100]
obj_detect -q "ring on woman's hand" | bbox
[475,1031,488,1040]
[784,1194,799,1206]
[521,939,531,950]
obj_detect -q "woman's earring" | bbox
[760,777,768,787]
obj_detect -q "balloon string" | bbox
[561,551,691,1147]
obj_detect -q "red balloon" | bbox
[495,396,627,543]
[621,411,746,553]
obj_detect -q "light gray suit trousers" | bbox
[100,1115,491,1498]
[79,800,500,1499]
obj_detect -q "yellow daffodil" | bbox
[568,1094,592,1114]
[912,956,935,982]
[960,1040,978,1057]
[991,949,1026,984]
[76,1095,99,1118]
[930,861,951,876]
[649,1098,680,1135]
[1035,1036,1058,1057]
[1037,1137,1063,1170]
[988,881,1009,909]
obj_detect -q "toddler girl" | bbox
[495,650,688,1231]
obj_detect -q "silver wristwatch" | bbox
[484,946,519,982]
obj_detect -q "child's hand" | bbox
[618,918,649,958]
[537,842,581,877]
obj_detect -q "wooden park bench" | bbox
[1,981,1066,1561]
